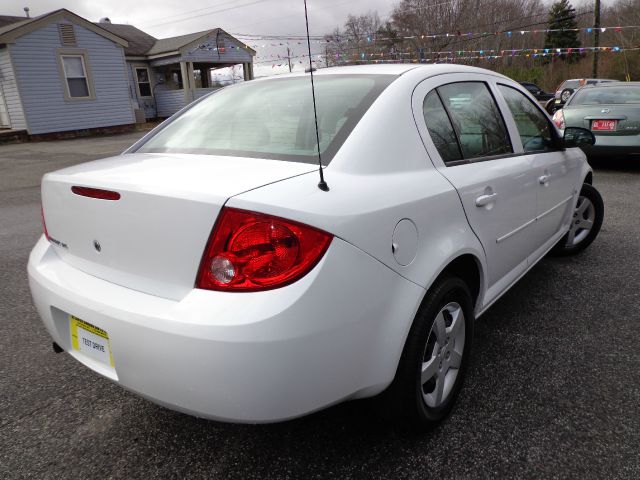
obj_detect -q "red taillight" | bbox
[71,186,121,201]
[552,109,565,130]
[41,205,50,241]
[196,208,333,292]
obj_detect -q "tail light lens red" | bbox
[196,208,333,292]
[552,109,565,130]
[71,186,121,201]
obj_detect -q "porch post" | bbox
[243,63,254,81]
[180,61,190,103]
[187,62,196,101]
[201,68,210,88]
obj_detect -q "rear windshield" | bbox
[571,87,640,105]
[136,75,394,165]
[561,80,580,90]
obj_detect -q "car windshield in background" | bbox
[562,80,580,90]
[572,87,640,105]
[136,75,394,164]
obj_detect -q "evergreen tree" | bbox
[544,0,581,60]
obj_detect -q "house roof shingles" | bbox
[91,26,255,57]
[0,15,26,29]
[0,10,254,58]
[0,9,128,46]
[94,23,156,56]
[0,15,35,35]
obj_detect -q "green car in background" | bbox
[552,83,640,160]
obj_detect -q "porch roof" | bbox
[147,29,217,56]
[95,23,256,59]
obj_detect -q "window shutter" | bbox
[58,24,77,46]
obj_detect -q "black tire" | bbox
[544,98,556,115]
[550,183,604,256]
[560,87,574,103]
[378,275,474,431]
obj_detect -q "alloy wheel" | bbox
[567,196,596,247]
[421,302,466,408]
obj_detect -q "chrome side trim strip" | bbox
[496,195,574,244]
[536,195,574,221]
[496,218,536,243]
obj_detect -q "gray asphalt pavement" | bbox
[1,134,639,479]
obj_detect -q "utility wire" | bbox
[142,0,273,28]
[138,0,258,26]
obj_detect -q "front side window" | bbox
[498,85,556,153]
[61,55,90,98]
[136,75,394,164]
[437,82,512,160]
[423,90,462,164]
[136,67,152,98]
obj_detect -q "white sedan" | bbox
[29,64,603,429]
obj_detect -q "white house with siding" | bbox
[0,9,255,136]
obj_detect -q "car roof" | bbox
[564,78,617,82]
[580,82,640,88]
[255,63,512,81]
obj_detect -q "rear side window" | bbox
[136,75,394,165]
[423,90,462,164]
[498,85,557,153]
[436,82,512,160]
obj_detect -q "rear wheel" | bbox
[551,183,604,256]
[380,276,474,430]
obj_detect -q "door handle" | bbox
[539,174,550,185]
[475,193,498,207]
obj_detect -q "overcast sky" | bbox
[4,0,601,75]
[4,0,398,75]
[6,0,395,37]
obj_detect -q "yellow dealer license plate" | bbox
[70,316,115,367]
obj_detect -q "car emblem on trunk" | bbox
[93,240,101,252]
[601,108,610,113]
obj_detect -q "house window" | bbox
[61,55,90,98]
[135,67,152,98]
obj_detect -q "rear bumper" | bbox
[582,135,640,159]
[28,236,423,423]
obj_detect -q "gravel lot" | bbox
[1,133,639,479]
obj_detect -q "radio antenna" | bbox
[303,0,329,192]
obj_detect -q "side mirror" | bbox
[563,127,595,148]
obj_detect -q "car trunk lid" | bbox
[564,104,640,136]
[41,152,315,300]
